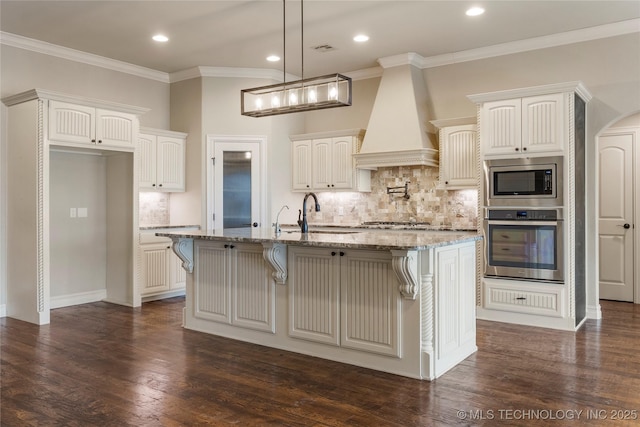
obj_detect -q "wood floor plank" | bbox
[2,298,639,426]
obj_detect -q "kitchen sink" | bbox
[283,230,360,235]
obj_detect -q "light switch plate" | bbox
[70,208,77,218]
[78,207,88,218]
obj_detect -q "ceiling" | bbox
[1,1,639,77]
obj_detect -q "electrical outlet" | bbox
[338,206,344,216]
[70,208,77,218]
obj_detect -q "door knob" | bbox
[252,222,258,227]
[618,223,631,229]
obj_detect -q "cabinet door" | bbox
[340,250,401,357]
[330,136,354,189]
[291,140,312,191]
[440,125,477,188]
[171,252,186,290]
[48,101,96,144]
[481,99,521,156]
[138,133,157,190]
[95,108,136,147]
[141,243,172,295]
[288,246,340,345]
[193,241,231,324]
[312,138,333,190]
[156,136,185,191]
[232,243,275,333]
[521,93,565,154]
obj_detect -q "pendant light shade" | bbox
[241,0,352,117]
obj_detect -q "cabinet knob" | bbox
[515,147,519,151]
[166,246,171,249]
[230,245,235,249]
[445,181,449,185]
[340,251,345,256]
[331,184,335,187]
[327,184,330,188]
[331,251,337,256]
[306,185,310,188]
[224,244,229,248]
[152,184,156,187]
[98,140,102,144]
[522,147,527,151]
[158,184,163,187]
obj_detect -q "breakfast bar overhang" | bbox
[158,228,481,380]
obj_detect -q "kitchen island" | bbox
[157,227,481,380]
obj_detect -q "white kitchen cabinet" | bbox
[193,240,275,333]
[288,246,401,357]
[139,128,186,192]
[290,129,370,192]
[49,100,138,148]
[437,124,477,189]
[291,140,313,190]
[140,238,187,299]
[479,93,565,158]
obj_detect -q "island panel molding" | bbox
[159,228,481,380]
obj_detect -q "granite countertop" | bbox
[156,227,481,251]
[280,223,478,232]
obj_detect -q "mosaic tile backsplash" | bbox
[139,192,170,226]
[305,165,478,229]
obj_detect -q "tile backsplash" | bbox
[139,192,170,226]
[305,165,478,229]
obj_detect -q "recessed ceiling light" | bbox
[152,34,169,42]
[466,7,485,17]
[353,34,369,43]
[266,55,281,62]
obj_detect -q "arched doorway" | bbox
[597,112,640,303]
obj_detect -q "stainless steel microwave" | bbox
[484,156,563,207]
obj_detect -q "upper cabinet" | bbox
[139,128,187,192]
[473,91,571,158]
[434,123,477,189]
[49,100,138,148]
[290,129,370,192]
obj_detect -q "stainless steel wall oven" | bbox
[484,208,564,282]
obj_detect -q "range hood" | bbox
[354,54,438,169]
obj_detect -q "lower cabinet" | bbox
[193,240,275,333]
[287,246,402,357]
[140,241,186,298]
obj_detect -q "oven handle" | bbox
[484,220,562,227]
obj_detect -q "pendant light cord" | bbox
[300,0,304,82]
[283,0,286,85]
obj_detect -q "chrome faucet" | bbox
[297,192,320,233]
[273,205,289,236]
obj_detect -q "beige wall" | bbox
[0,45,170,128]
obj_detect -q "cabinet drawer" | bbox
[484,280,564,317]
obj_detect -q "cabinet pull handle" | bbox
[166,246,171,249]
[515,297,527,300]
[229,245,235,249]
[91,139,96,143]
[224,244,229,248]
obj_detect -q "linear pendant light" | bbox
[241,0,352,117]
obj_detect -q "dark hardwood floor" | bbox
[2,298,639,426]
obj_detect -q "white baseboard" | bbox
[50,289,107,309]
[0,303,6,318]
[587,304,602,320]
[142,289,186,303]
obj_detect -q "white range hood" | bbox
[354,53,438,169]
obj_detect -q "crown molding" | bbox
[419,18,640,69]
[2,18,638,84]
[0,31,170,83]
[467,81,593,104]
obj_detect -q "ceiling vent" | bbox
[311,44,336,53]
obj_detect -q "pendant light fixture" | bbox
[241,0,352,117]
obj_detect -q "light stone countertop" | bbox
[140,224,200,231]
[156,227,481,251]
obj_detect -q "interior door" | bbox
[598,131,634,301]
[207,137,264,230]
